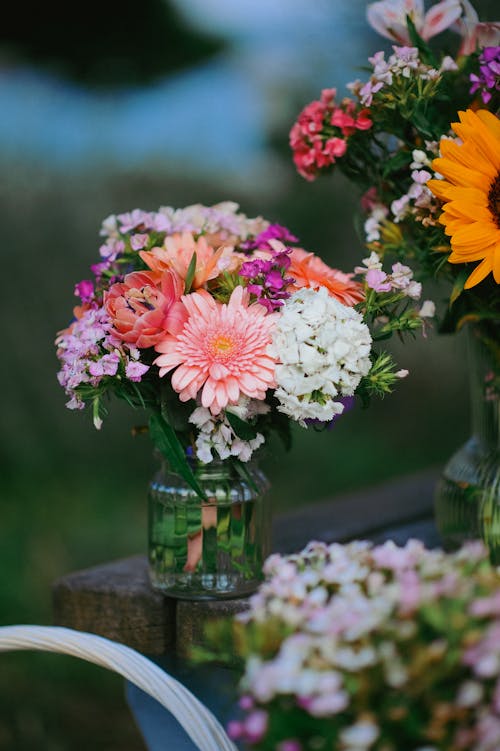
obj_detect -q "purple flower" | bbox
[99,239,125,261]
[130,233,149,251]
[240,258,272,277]
[470,46,500,103]
[88,352,120,378]
[241,223,298,251]
[74,280,94,302]
[265,270,286,290]
[366,268,392,292]
[117,209,156,233]
[125,360,150,382]
[305,396,355,429]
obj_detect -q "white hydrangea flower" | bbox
[189,397,268,464]
[269,287,372,426]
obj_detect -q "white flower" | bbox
[339,719,379,749]
[456,680,484,707]
[189,399,266,463]
[419,300,436,318]
[269,288,372,426]
[411,149,431,169]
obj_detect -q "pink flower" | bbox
[105,269,184,348]
[367,0,462,43]
[290,91,372,181]
[455,0,500,54]
[154,286,277,414]
[74,280,94,303]
[125,360,150,382]
[366,268,392,292]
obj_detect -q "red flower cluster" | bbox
[289,88,372,181]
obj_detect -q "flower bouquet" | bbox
[289,0,500,557]
[202,539,500,751]
[55,201,429,598]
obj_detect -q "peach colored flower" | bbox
[154,286,277,414]
[289,248,365,306]
[105,269,184,348]
[140,231,234,290]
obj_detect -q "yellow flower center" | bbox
[209,335,236,360]
[488,173,500,228]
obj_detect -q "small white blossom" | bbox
[269,287,372,426]
[189,398,266,463]
[339,720,379,749]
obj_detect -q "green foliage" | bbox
[149,411,207,500]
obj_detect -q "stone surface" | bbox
[52,555,176,654]
[176,598,249,660]
[52,469,439,655]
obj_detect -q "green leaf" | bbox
[148,412,207,500]
[226,411,258,441]
[382,149,412,178]
[184,252,197,294]
[449,267,470,307]
[406,15,437,67]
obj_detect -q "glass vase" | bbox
[435,325,500,562]
[148,458,271,599]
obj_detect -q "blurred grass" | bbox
[0,165,469,748]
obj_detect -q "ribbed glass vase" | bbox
[148,458,271,599]
[435,325,500,563]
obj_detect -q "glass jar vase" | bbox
[435,325,500,562]
[148,459,271,599]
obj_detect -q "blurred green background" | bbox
[1,0,496,748]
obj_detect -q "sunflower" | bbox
[427,109,500,289]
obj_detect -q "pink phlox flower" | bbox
[88,352,120,378]
[117,209,156,233]
[470,46,500,103]
[366,268,392,292]
[125,360,150,382]
[396,568,422,614]
[361,187,380,212]
[74,280,94,303]
[470,592,500,618]
[241,710,268,744]
[277,741,302,751]
[239,241,294,311]
[240,223,298,251]
[367,0,462,44]
[100,239,125,261]
[130,233,149,251]
[371,539,425,571]
[463,622,500,678]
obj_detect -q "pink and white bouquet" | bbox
[56,201,430,497]
[204,540,500,751]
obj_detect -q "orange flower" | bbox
[140,231,233,290]
[289,248,365,306]
[427,109,500,289]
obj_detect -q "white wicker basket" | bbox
[0,625,237,751]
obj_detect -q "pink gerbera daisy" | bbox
[154,286,277,414]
